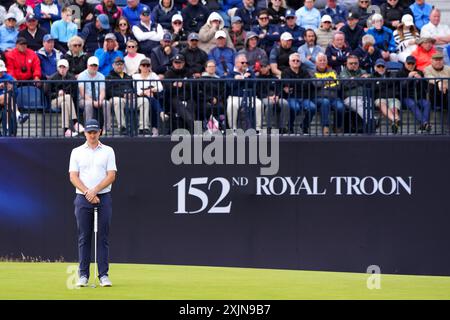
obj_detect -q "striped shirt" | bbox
[393,29,419,53]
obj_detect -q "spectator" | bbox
[281,52,316,134]
[380,0,412,31]
[204,1,230,29]
[0,59,29,133]
[170,14,188,52]
[78,56,112,132]
[411,37,436,71]
[393,14,419,62]
[352,34,382,73]
[0,6,7,27]
[295,0,321,30]
[425,52,450,109]
[80,14,111,55]
[397,55,431,132]
[409,0,432,31]
[325,31,351,74]
[94,33,124,76]
[372,58,402,133]
[298,28,324,72]
[208,30,235,77]
[252,9,280,56]
[341,11,365,51]
[152,0,177,31]
[279,9,305,50]
[5,37,41,81]
[181,33,208,79]
[123,39,146,76]
[0,13,18,53]
[150,32,178,76]
[182,0,209,33]
[164,54,196,132]
[421,9,450,51]
[114,16,135,53]
[71,0,95,31]
[312,53,345,134]
[199,60,225,130]
[226,53,263,132]
[235,0,257,31]
[267,0,287,26]
[122,0,148,27]
[321,0,348,30]
[51,6,78,53]
[269,31,296,77]
[45,59,83,137]
[131,5,164,57]
[256,59,289,133]
[229,16,246,52]
[18,13,47,52]
[64,35,90,78]
[94,0,123,30]
[354,0,371,31]
[367,14,398,61]
[316,15,334,51]
[340,54,372,126]
[8,0,35,31]
[238,31,268,72]
[132,58,166,136]
[34,0,61,33]
[36,34,63,79]
[199,12,234,54]
[105,56,133,135]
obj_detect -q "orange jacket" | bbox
[411,46,437,72]
[5,48,42,81]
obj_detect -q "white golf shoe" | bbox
[76,276,88,287]
[99,276,112,287]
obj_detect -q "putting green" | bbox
[0,262,449,299]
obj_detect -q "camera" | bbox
[21,66,27,73]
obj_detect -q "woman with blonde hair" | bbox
[63,35,90,78]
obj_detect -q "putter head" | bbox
[91,284,96,288]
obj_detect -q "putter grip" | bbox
[94,208,98,233]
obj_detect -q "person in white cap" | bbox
[269,31,296,78]
[316,15,334,51]
[170,13,188,51]
[45,59,84,137]
[152,0,178,30]
[208,30,235,77]
[199,12,234,54]
[320,0,348,30]
[78,55,113,134]
[393,14,420,63]
[0,13,18,53]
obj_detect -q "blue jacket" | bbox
[367,27,397,53]
[321,5,348,26]
[0,73,15,96]
[208,46,235,77]
[251,24,280,55]
[279,25,305,50]
[226,68,256,97]
[36,47,63,79]
[235,6,257,31]
[123,4,150,27]
[0,25,18,52]
[34,1,61,33]
[410,2,432,30]
[94,49,124,77]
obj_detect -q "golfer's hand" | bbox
[85,189,98,202]
[91,196,100,204]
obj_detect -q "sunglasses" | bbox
[286,16,295,20]
[259,16,269,20]
[127,45,136,48]
[173,21,182,25]
[119,23,128,26]
[291,59,300,62]
[240,61,248,64]
[73,44,82,47]
[174,60,184,64]
[406,62,416,65]
[348,62,359,65]
[360,0,369,3]
[140,64,150,67]
[89,64,98,67]
[376,65,385,68]
[142,12,150,16]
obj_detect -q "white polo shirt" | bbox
[69,142,117,195]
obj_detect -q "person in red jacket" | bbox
[5,37,41,82]
[411,37,437,72]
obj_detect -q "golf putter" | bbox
[91,207,98,288]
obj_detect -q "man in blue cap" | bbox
[279,9,305,50]
[94,33,124,76]
[36,34,63,80]
[69,118,117,288]
[80,14,111,55]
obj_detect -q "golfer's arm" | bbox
[93,171,116,194]
[69,171,89,194]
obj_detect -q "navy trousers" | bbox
[74,192,112,279]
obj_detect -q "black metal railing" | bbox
[0,78,449,137]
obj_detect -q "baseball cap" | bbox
[97,14,110,30]
[5,13,16,21]
[432,52,444,60]
[172,14,183,23]
[321,15,332,23]
[43,34,54,42]
[280,32,293,41]
[347,11,360,20]
[188,33,199,41]
[231,16,242,24]
[141,6,151,16]
[16,37,27,45]
[285,10,296,18]
[375,58,386,67]
[405,56,416,64]
[0,60,7,72]
[26,14,37,22]
[85,119,100,132]
[171,54,185,62]
[57,59,69,68]
[401,14,414,27]
[163,32,172,42]
[105,33,117,41]
[87,56,99,66]
[416,37,436,45]
[113,56,125,64]
[215,30,227,39]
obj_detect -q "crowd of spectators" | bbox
[0,0,449,136]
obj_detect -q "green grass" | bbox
[0,262,449,299]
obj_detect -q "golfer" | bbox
[69,119,117,287]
